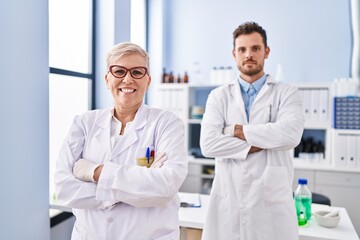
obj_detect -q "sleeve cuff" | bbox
[223,124,235,136]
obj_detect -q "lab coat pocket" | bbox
[71,222,86,240]
[263,166,292,204]
[136,146,154,167]
[154,230,179,240]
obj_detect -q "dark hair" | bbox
[233,22,267,49]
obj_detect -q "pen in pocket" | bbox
[146,147,150,164]
[269,104,272,122]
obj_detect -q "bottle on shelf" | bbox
[183,71,189,84]
[162,68,169,83]
[169,71,174,83]
[177,74,182,83]
[294,178,312,226]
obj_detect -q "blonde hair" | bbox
[106,42,149,69]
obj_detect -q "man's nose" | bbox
[245,50,253,59]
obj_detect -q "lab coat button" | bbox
[108,217,113,223]
[241,220,246,224]
[239,204,245,209]
[243,169,248,175]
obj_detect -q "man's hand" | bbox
[150,152,167,168]
[224,124,263,153]
[249,146,263,153]
[223,124,235,136]
[224,124,246,140]
[73,159,102,182]
[233,124,246,140]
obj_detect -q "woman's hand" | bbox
[150,152,167,168]
[73,159,102,182]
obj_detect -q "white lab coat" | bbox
[54,104,188,240]
[200,76,304,240]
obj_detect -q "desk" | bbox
[178,193,360,240]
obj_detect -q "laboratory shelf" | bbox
[189,157,215,165]
[187,119,202,124]
[293,161,360,173]
[304,121,331,129]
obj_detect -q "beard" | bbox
[238,61,264,77]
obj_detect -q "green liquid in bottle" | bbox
[295,196,312,223]
[297,211,307,226]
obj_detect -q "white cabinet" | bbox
[179,157,215,194]
[154,83,218,193]
[293,83,332,166]
[332,129,360,169]
[294,83,360,172]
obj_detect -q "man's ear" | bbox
[265,46,270,59]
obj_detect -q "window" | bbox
[131,0,147,50]
[49,0,94,202]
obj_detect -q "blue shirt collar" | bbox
[238,74,267,93]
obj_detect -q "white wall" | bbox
[147,0,166,107]
[0,0,50,239]
[150,0,351,85]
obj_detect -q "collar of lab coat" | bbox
[95,104,148,131]
[94,104,148,159]
[228,75,276,121]
[255,74,276,100]
[230,74,276,96]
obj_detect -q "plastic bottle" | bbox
[210,67,217,85]
[224,66,234,83]
[294,178,312,225]
[275,63,285,82]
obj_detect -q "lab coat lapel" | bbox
[93,109,112,157]
[110,104,148,159]
[254,75,275,103]
[229,80,247,122]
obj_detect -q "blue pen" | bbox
[146,147,150,164]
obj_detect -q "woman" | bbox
[55,42,188,240]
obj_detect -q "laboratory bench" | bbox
[178,193,359,240]
[50,192,359,240]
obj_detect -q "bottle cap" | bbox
[298,178,308,185]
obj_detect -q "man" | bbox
[200,22,304,240]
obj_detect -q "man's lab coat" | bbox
[200,76,305,240]
[55,104,188,240]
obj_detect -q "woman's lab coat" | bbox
[200,76,305,240]
[54,104,188,240]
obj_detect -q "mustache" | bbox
[243,60,257,65]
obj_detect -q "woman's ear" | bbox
[104,73,110,89]
[146,76,152,90]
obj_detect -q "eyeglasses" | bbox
[109,65,148,79]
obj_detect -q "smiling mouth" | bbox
[120,88,136,93]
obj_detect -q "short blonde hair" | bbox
[106,42,149,69]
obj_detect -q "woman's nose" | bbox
[122,73,134,84]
